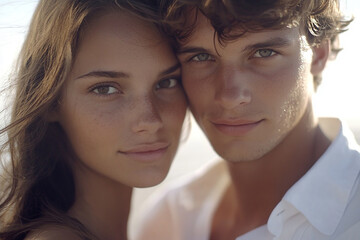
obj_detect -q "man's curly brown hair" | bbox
[159,0,352,87]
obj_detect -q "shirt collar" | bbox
[279,118,360,235]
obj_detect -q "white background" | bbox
[0,0,359,236]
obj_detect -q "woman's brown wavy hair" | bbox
[0,0,158,239]
[160,0,352,87]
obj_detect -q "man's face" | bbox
[177,13,328,162]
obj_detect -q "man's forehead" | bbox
[181,12,214,43]
[179,13,301,51]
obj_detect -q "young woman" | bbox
[0,0,187,239]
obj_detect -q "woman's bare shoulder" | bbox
[25,225,84,240]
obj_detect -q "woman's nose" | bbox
[131,96,163,134]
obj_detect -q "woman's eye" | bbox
[156,78,179,89]
[253,49,276,58]
[191,53,213,62]
[92,85,119,95]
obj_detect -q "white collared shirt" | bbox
[134,118,360,240]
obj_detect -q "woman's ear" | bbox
[45,102,60,122]
[46,111,58,122]
[310,39,330,76]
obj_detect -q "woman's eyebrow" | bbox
[75,70,129,80]
[159,63,181,77]
[75,64,180,80]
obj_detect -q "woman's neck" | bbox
[68,164,133,240]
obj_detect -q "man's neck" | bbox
[211,107,331,239]
[229,111,330,216]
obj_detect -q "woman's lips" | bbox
[119,142,169,163]
[211,119,264,136]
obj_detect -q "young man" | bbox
[135,1,360,239]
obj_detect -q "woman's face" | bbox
[56,11,187,187]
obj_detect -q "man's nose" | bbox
[214,65,252,110]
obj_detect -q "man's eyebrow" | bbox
[242,37,292,52]
[177,37,292,55]
[177,47,210,55]
[75,70,129,80]
[159,63,181,76]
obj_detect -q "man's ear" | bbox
[310,40,330,76]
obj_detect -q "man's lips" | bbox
[211,119,264,136]
[211,118,263,125]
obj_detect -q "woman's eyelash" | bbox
[89,83,120,96]
[156,76,182,89]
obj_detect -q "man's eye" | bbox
[191,53,213,62]
[92,85,119,95]
[253,49,276,58]
[156,78,179,89]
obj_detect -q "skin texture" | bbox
[177,13,331,239]
[58,11,186,189]
[46,11,187,240]
[178,14,325,163]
